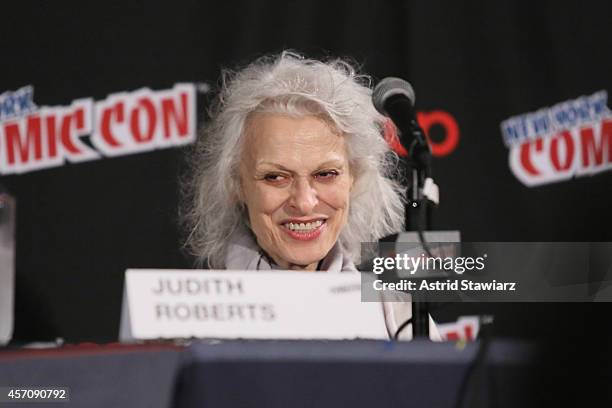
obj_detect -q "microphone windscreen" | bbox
[372,77,416,115]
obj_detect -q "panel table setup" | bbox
[0,339,537,408]
[0,266,541,408]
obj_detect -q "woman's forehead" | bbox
[245,112,340,138]
[242,113,348,167]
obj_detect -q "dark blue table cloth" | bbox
[0,340,538,407]
[173,339,536,408]
[0,344,182,408]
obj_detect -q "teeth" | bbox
[284,220,324,232]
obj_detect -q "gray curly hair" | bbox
[181,51,405,267]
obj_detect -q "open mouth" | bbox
[280,219,327,240]
[282,220,325,232]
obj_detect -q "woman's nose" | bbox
[289,178,318,214]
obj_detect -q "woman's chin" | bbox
[280,252,326,270]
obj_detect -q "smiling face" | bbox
[239,113,353,271]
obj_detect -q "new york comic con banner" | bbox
[0,84,197,174]
[501,90,612,186]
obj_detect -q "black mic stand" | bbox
[401,120,435,338]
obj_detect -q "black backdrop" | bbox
[2,1,611,342]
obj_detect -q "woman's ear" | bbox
[233,161,248,203]
[348,164,357,192]
[232,182,245,204]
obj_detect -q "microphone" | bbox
[373,78,434,339]
[372,77,430,163]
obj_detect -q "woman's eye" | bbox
[264,174,287,183]
[315,170,339,180]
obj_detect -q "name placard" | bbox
[119,269,388,341]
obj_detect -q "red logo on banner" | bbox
[437,316,480,342]
[383,110,460,158]
[501,90,612,186]
[0,84,197,174]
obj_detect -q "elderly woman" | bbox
[182,51,429,338]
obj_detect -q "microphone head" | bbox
[372,77,416,115]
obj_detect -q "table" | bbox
[173,339,536,408]
[0,340,536,408]
[0,343,182,408]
